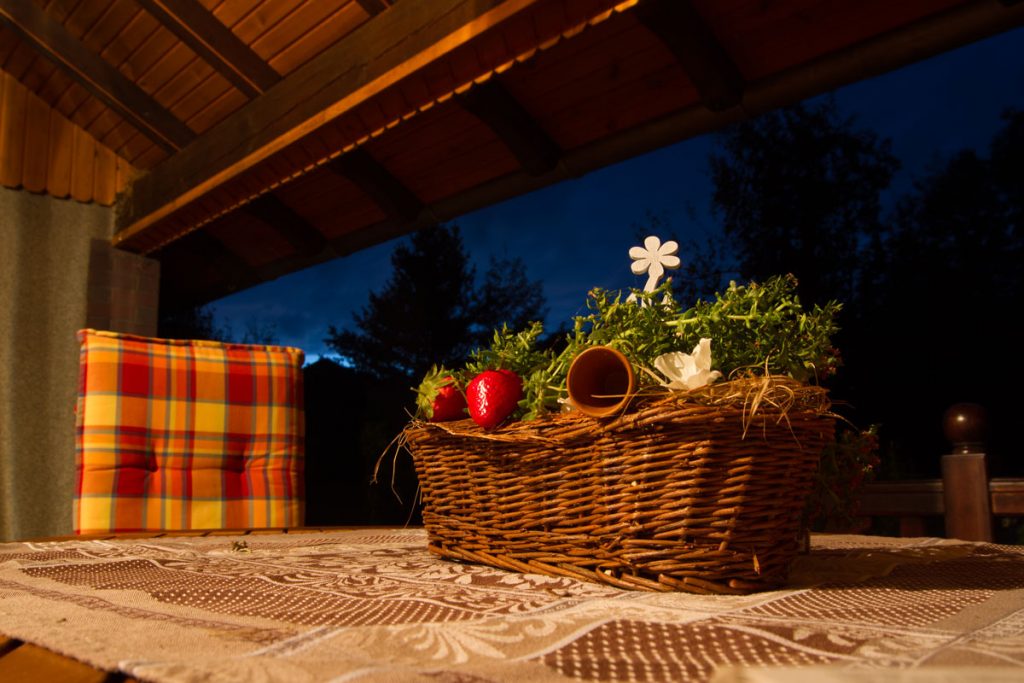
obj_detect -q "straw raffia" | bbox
[404,377,834,594]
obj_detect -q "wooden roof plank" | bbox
[0,71,27,188]
[632,0,745,112]
[0,0,194,152]
[136,0,281,97]
[93,141,117,205]
[327,147,424,222]
[113,0,555,248]
[455,77,561,176]
[70,124,96,202]
[260,2,366,77]
[2,33,42,80]
[21,87,50,192]
[46,106,73,197]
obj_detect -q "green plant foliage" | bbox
[670,274,842,382]
[415,273,841,422]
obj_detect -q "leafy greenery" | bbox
[671,275,841,382]
[418,273,841,421]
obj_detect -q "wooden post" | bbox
[941,403,993,542]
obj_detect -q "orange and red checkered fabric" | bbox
[74,329,305,534]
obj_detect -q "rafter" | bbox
[354,0,390,16]
[0,0,194,151]
[456,78,561,176]
[245,193,328,254]
[327,148,424,223]
[113,0,554,248]
[136,0,280,98]
[633,0,744,112]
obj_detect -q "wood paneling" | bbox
[21,88,50,191]
[137,0,280,96]
[0,70,28,188]
[1,0,1022,307]
[114,0,629,251]
[0,0,195,151]
[0,69,134,204]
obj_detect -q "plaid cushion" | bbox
[75,329,305,534]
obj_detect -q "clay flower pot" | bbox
[566,346,637,417]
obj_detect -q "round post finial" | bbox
[942,402,988,455]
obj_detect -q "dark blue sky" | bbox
[214,27,1024,361]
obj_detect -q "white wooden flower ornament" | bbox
[630,235,680,291]
[627,235,680,303]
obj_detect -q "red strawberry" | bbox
[466,369,523,430]
[416,369,466,422]
[430,382,467,421]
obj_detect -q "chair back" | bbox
[74,329,305,533]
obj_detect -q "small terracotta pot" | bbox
[566,346,636,417]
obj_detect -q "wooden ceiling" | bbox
[2,0,1023,312]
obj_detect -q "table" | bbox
[1,528,1022,682]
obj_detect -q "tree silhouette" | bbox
[704,102,1023,482]
[709,97,900,306]
[472,255,547,337]
[158,304,230,341]
[326,223,546,381]
[158,305,278,345]
[853,109,1024,477]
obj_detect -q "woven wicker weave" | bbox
[405,379,834,594]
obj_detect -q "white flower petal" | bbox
[693,338,714,370]
[658,240,679,256]
[684,369,722,390]
[628,246,649,260]
[654,352,687,380]
[660,254,681,268]
[655,341,720,391]
[643,235,661,252]
[631,259,650,275]
[647,261,664,279]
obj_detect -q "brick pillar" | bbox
[85,238,160,336]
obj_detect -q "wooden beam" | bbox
[456,78,561,176]
[0,0,194,151]
[354,0,390,16]
[136,0,280,98]
[327,148,423,222]
[113,0,554,247]
[245,193,328,254]
[632,0,744,112]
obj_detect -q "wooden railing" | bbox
[857,403,1024,541]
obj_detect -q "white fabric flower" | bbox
[654,338,722,391]
[629,235,681,293]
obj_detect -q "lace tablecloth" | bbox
[1,529,1022,682]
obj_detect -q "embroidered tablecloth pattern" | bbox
[1,530,1022,682]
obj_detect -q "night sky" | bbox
[213,26,1024,362]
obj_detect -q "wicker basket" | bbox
[405,379,834,594]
